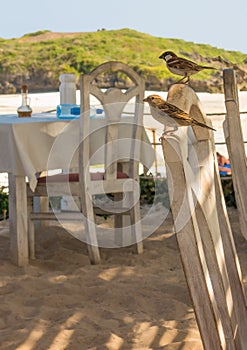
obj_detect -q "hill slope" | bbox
[0,28,246,93]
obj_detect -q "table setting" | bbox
[0,75,155,266]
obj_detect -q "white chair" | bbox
[27,61,146,264]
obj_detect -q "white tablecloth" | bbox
[0,114,154,191]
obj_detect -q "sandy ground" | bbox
[0,206,246,350]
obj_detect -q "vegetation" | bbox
[0,186,8,220]
[0,28,247,93]
[140,174,170,207]
[221,178,236,208]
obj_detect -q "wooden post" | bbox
[160,83,247,350]
[223,68,247,240]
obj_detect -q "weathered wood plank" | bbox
[223,68,247,239]
[163,142,223,350]
[8,174,29,266]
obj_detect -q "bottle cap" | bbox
[22,85,28,93]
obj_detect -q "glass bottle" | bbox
[59,74,76,104]
[17,85,32,117]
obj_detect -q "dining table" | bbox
[0,112,155,266]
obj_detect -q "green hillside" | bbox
[0,28,246,93]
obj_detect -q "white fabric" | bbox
[0,114,154,191]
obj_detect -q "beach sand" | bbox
[0,206,246,350]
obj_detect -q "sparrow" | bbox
[143,94,215,138]
[159,51,216,83]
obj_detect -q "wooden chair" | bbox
[161,83,247,349]
[27,61,146,264]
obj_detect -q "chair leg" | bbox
[82,199,101,264]
[130,204,143,254]
[28,219,35,259]
[87,244,101,265]
[27,196,35,259]
[85,221,101,264]
[39,197,49,228]
[114,214,123,247]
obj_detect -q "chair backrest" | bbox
[162,83,247,350]
[79,61,145,199]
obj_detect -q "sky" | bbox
[1,0,247,53]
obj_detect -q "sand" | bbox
[0,206,246,350]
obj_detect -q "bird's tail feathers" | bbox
[194,120,216,131]
[203,66,216,70]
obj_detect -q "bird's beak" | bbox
[143,98,147,102]
[158,54,163,59]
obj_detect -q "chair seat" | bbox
[37,171,129,183]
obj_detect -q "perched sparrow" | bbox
[159,51,216,83]
[143,94,215,137]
